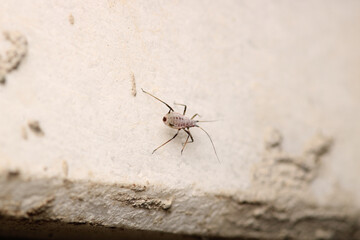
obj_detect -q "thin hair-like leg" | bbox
[174,103,187,115]
[191,113,201,119]
[141,88,174,112]
[181,129,194,154]
[181,135,189,155]
[152,129,180,154]
[183,128,194,142]
[196,125,220,163]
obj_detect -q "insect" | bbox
[142,88,219,162]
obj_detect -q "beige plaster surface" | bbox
[0,1,359,239]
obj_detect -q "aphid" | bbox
[142,88,219,162]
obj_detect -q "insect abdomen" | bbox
[167,113,195,129]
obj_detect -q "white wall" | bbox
[0,1,359,239]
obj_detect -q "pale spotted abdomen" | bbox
[162,112,197,129]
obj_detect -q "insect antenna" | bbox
[196,120,218,123]
[196,125,220,163]
[141,88,174,112]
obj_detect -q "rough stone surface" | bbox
[0,1,360,239]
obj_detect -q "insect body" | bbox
[142,88,219,162]
[163,112,197,129]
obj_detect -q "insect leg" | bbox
[196,125,220,163]
[174,103,187,115]
[191,113,201,119]
[184,128,194,142]
[181,135,190,155]
[141,88,174,112]
[152,129,180,154]
[181,129,194,154]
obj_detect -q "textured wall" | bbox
[0,1,360,239]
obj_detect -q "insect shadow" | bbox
[142,88,219,162]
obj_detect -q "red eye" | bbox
[163,117,167,122]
